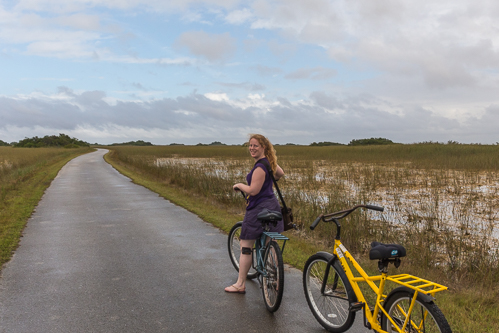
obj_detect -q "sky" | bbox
[1,0,499,145]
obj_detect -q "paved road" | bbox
[0,149,369,332]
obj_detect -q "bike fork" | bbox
[321,255,337,295]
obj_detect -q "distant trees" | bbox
[13,136,486,148]
[13,134,90,148]
[0,140,10,146]
[310,141,344,146]
[416,140,481,145]
[348,137,395,146]
[109,140,153,146]
[196,141,226,146]
[309,138,396,146]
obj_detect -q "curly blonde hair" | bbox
[249,134,278,175]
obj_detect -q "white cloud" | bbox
[248,93,264,100]
[175,30,236,62]
[204,92,229,101]
[55,14,103,31]
[225,8,253,24]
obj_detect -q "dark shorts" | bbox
[240,197,284,240]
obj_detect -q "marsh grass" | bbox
[106,144,499,332]
[0,146,93,266]
[106,144,499,287]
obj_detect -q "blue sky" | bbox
[1,0,499,145]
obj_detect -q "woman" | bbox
[225,134,284,294]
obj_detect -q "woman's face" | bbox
[249,138,265,160]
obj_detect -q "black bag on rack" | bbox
[257,159,296,231]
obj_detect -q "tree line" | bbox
[11,134,90,148]
[3,135,493,147]
[310,137,395,146]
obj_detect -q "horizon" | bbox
[3,134,498,147]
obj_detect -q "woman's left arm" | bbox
[233,167,266,196]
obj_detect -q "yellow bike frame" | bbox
[333,240,448,333]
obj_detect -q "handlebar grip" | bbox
[310,214,323,230]
[365,205,384,212]
[234,187,246,198]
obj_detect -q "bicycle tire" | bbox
[261,240,284,312]
[381,287,452,333]
[227,222,258,279]
[303,253,357,332]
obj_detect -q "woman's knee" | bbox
[240,239,255,255]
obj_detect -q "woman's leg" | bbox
[225,239,255,292]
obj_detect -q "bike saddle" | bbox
[369,241,406,260]
[257,209,283,222]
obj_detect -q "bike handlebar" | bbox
[310,204,384,230]
[310,214,323,230]
[365,204,384,212]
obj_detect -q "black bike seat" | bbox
[369,241,406,260]
[257,209,283,222]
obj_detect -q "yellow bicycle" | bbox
[303,205,452,333]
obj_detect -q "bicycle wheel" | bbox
[227,222,258,279]
[303,253,356,332]
[381,287,452,333]
[261,240,284,312]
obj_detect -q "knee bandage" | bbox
[241,247,252,255]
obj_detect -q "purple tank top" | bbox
[246,158,275,210]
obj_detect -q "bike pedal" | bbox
[349,302,365,312]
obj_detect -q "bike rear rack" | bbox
[263,232,289,252]
[387,274,448,296]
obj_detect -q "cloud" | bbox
[1,89,497,145]
[246,0,499,91]
[0,9,107,59]
[55,13,102,31]
[204,92,229,101]
[175,30,237,62]
[225,8,253,24]
[12,0,241,13]
[309,91,343,111]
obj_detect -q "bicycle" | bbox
[303,204,452,333]
[228,207,289,312]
